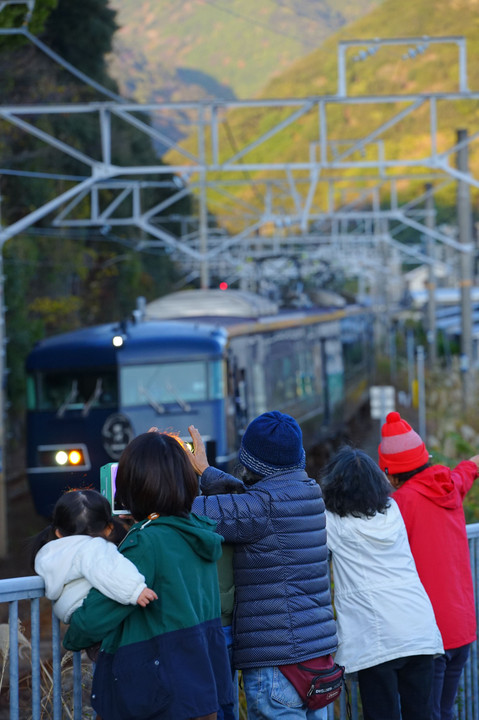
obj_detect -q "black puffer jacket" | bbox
[192,467,337,669]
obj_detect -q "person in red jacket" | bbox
[378,411,479,720]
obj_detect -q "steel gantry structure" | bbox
[1,5,479,553]
[0,28,478,292]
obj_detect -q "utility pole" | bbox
[425,184,437,367]
[417,346,426,440]
[0,195,6,558]
[456,129,474,407]
[198,107,209,289]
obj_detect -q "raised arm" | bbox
[468,455,479,471]
[187,425,210,475]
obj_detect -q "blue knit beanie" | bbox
[238,411,306,476]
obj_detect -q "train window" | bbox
[209,360,224,400]
[27,370,118,411]
[120,360,224,407]
[269,347,318,407]
[325,339,344,407]
[296,349,315,398]
[252,362,267,415]
[343,339,366,380]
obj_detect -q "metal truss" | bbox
[1,13,478,555]
[0,27,478,289]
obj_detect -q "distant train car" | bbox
[26,289,374,516]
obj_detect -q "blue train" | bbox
[26,289,374,517]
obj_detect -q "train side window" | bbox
[312,343,324,407]
[28,370,117,411]
[296,349,315,398]
[325,339,344,407]
[208,360,224,400]
[26,375,36,411]
[252,362,267,415]
[283,357,296,400]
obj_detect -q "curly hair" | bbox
[319,446,392,518]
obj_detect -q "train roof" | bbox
[144,289,353,336]
[26,320,227,370]
[27,291,371,371]
[145,289,279,321]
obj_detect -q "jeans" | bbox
[432,644,471,720]
[218,626,239,720]
[357,654,434,720]
[242,666,327,720]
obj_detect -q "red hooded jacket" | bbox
[393,460,478,650]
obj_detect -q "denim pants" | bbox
[242,665,327,720]
[217,626,239,720]
[432,644,471,720]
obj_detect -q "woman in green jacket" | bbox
[63,432,233,720]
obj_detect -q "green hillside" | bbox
[165,0,479,222]
[107,0,385,103]
[262,0,479,99]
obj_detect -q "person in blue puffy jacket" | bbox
[186,411,338,720]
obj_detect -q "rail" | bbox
[1,525,479,719]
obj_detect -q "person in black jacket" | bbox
[186,411,338,720]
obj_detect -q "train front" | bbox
[26,320,228,517]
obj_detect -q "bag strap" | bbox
[296,659,336,674]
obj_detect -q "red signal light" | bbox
[219,282,228,291]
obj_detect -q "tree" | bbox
[0,0,192,434]
[42,0,118,84]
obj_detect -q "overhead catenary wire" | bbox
[197,0,316,47]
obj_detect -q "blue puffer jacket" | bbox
[192,467,338,669]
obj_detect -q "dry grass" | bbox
[0,621,95,719]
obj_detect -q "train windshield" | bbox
[27,369,118,412]
[120,359,223,407]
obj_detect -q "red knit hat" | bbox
[378,411,429,475]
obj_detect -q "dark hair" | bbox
[236,464,263,486]
[30,489,113,570]
[392,462,431,484]
[115,432,199,521]
[319,446,392,518]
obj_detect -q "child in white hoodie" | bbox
[320,446,443,720]
[31,489,157,624]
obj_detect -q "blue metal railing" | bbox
[0,576,89,720]
[2,525,479,720]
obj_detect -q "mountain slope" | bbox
[107,0,385,103]
[164,0,479,221]
[262,0,479,98]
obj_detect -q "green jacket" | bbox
[218,543,235,627]
[63,513,234,719]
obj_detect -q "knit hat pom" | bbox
[378,411,429,475]
[239,410,306,476]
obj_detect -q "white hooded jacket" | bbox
[326,498,443,673]
[35,535,147,623]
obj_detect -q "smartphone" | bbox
[100,462,128,515]
[183,440,194,453]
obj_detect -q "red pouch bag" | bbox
[278,654,344,709]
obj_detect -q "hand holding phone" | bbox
[187,425,210,475]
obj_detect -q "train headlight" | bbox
[55,451,68,465]
[38,445,90,470]
[68,450,83,465]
